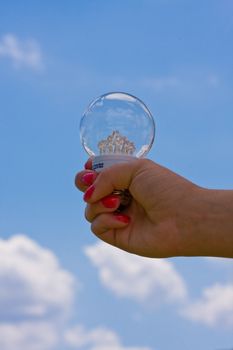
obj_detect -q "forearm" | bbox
[180,188,233,258]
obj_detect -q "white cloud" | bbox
[64,324,152,350]
[0,322,58,350]
[0,234,75,321]
[84,242,187,304]
[0,33,43,70]
[0,235,155,350]
[0,234,76,350]
[181,283,233,328]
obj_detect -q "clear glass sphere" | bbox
[80,92,155,158]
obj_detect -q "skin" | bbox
[75,158,233,258]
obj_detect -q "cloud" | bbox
[0,234,76,350]
[0,33,43,70]
[64,324,152,350]
[0,235,155,350]
[181,283,233,328]
[0,322,58,350]
[84,242,187,305]
[0,234,75,321]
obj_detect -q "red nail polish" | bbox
[81,172,95,186]
[114,214,130,224]
[84,185,95,201]
[85,159,93,170]
[101,195,119,209]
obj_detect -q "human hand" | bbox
[75,158,201,258]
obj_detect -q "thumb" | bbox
[83,159,143,203]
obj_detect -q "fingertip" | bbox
[83,184,95,202]
[101,195,120,209]
[81,171,97,186]
[74,170,96,191]
[85,158,93,170]
[91,212,131,235]
[74,172,80,188]
[113,213,131,224]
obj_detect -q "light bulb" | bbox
[80,92,155,171]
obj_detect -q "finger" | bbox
[84,158,93,170]
[83,159,142,203]
[75,170,98,192]
[91,213,130,245]
[85,195,121,222]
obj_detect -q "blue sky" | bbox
[0,1,233,349]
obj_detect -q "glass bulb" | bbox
[80,92,155,171]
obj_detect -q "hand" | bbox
[75,158,201,258]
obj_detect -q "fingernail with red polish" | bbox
[114,214,131,224]
[85,159,92,170]
[83,185,95,201]
[81,172,95,186]
[101,195,119,209]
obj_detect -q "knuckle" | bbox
[133,158,155,177]
[139,158,154,168]
[91,215,108,236]
[91,221,99,235]
[97,170,110,184]
[84,205,93,223]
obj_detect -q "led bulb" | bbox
[80,92,155,171]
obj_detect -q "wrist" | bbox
[179,187,233,257]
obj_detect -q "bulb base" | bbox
[92,154,136,172]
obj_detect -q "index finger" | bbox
[84,158,93,170]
